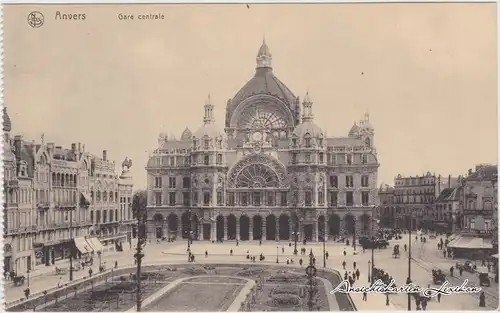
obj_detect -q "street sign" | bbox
[305,265,317,276]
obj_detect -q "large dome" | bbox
[227,40,296,122]
[193,123,225,139]
[293,121,323,138]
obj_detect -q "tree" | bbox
[132,190,147,220]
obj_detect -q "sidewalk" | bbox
[348,273,399,311]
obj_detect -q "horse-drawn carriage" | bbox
[393,245,400,258]
[456,260,476,273]
[12,274,25,286]
[432,269,445,284]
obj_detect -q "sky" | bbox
[4,3,498,190]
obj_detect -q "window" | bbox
[253,192,261,206]
[362,191,369,206]
[305,137,311,148]
[329,191,338,206]
[346,154,352,165]
[292,192,298,204]
[204,155,209,165]
[155,193,162,205]
[305,153,311,163]
[318,138,323,146]
[318,192,324,205]
[292,153,297,164]
[241,193,248,206]
[170,157,175,166]
[203,192,210,205]
[228,192,235,206]
[168,177,176,188]
[267,192,274,206]
[204,139,209,150]
[319,153,324,163]
[331,154,337,165]
[346,191,353,206]
[183,177,190,188]
[346,176,354,188]
[305,191,312,206]
[362,154,367,164]
[90,211,94,222]
[217,191,223,205]
[292,138,297,147]
[193,192,198,205]
[216,154,222,164]
[330,176,338,188]
[281,192,288,206]
[183,192,190,206]
[361,175,369,187]
[96,211,101,223]
[169,192,176,206]
[103,210,107,223]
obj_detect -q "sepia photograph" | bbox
[2,2,498,311]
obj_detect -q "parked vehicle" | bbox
[478,267,491,287]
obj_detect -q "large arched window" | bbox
[235,102,289,131]
[236,164,279,188]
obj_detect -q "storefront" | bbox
[74,237,93,259]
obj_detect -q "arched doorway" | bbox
[278,214,290,240]
[181,211,191,239]
[240,215,250,240]
[153,213,164,239]
[360,214,370,236]
[328,214,340,238]
[216,215,225,241]
[266,215,277,240]
[344,214,355,235]
[318,215,325,241]
[227,214,237,240]
[191,214,199,240]
[253,215,263,240]
[167,213,178,237]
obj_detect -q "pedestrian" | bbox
[259,240,262,246]
[326,251,329,260]
[343,249,347,257]
[362,291,367,301]
[57,277,62,288]
[115,261,118,269]
[355,269,360,280]
[299,259,303,266]
[437,293,441,303]
[344,271,348,280]
[313,257,316,265]
[282,247,284,254]
[479,292,485,307]
[449,266,454,277]
[459,267,463,276]
[236,239,239,246]
[205,250,208,258]
[353,261,357,270]
[342,261,346,270]
[230,249,233,256]
[88,268,93,278]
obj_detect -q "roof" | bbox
[180,127,192,141]
[193,122,225,139]
[292,120,323,138]
[447,235,493,249]
[158,140,192,150]
[3,107,11,132]
[467,165,498,181]
[436,187,461,202]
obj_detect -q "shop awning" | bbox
[448,236,493,249]
[74,237,92,254]
[87,237,105,252]
[491,254,499,259]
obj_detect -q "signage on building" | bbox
[463,210,493,216]
[34,246,44,265]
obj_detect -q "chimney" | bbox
[78,142,81,154]
[448,175,451,188]
[103,150,107,161]
[71,143,76,152]
[82,144,85,152]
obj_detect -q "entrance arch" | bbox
[278,214,290,240]
[253,215,263,240]
[318,215,325,241]
[360,214,370,235]
[181,211,191,239]
[266,215,277,240]
[328,214,340,237]
[240,215,250,241]
[167,213,178,237]
[227,214,237,240]
[344,214,355,235]
[216,215,225,241]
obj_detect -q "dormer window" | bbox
[346,154,352,165]
[318,138,323,146]
[292,138,297,147]
[305,137,311,148]
[204,139,209,150]
[362,154,367,164]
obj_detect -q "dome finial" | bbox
[256,38,272,69]
[203,94,215,125]
[301,91,314,122]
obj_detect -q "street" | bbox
[6,236,498,311]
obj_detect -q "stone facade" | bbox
[2,107,134,275]
[145,41,380,243]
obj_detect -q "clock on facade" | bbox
[252,131,263,142]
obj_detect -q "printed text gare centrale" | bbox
[118,13,165,20]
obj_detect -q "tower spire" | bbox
[256,38,272,69]
[203,94,215,124]
[301,91,314,123]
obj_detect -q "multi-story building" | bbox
[118,158,135,246]
[145,41,380,242]
[378,184,395,228]
[3,107,134,274]
[460,164,498,232]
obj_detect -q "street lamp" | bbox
[27,269,30,287]
[368,260,371,283]
[306,249,317,311]
[370,205,376,284]
[322,228,326,268]
[293,222,299,255]
[276,246,279,263]
[406,212,412,311]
